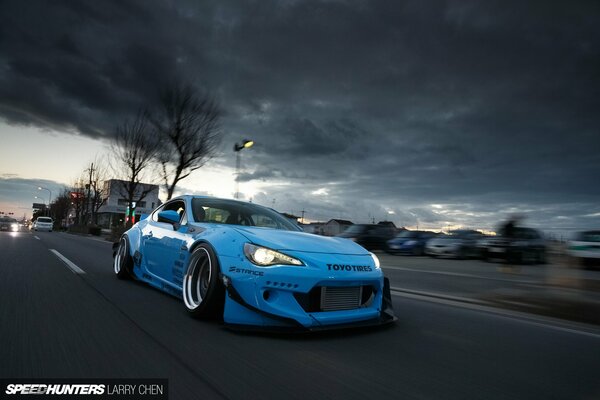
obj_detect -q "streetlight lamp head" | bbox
[234,139,254,152]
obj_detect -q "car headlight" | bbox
[244,243,304,267]
[370,252,380,269]
[11,223,19,231]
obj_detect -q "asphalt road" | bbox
[1,231,599,399]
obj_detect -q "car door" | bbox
[141,200,189,285]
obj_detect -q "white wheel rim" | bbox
[183,248,212,310]
[114,239,126,274]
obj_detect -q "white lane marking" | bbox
[382,265,537,285]
[34,236,40,240]
[391,288,600,339]
[49,249,86,274]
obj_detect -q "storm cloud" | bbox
[1,0,599,233]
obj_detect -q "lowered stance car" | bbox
[113,196,396,331]
[386,230,438,255]
[425,230,484,259]
[567,230,600,269]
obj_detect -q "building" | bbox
[96,179,160,228]
[322,219,354,236]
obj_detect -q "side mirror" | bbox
[157,210,180,225]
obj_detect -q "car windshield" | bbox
[448,230,479,238]
[396,231,418,238]
[340,225,368,235]
[37,217,52,223]
[191,198,300,231]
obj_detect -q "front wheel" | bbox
[113,236,133,279]
[182,244,225,319]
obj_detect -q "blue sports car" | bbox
[113,195,396,331]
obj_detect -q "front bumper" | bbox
[223,276,396,332]
[219,252,396,331]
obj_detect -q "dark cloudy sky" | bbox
[0,0,599,234]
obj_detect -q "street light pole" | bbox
[233,139,254,199]
[34,195,47,216]
[38,186,52,217]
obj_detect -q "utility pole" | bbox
[85,163,95,225]
[300,209,306,224]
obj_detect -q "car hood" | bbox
[233,226,369,255]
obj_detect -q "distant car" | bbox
[567,230,600,268]
[0,217,19,232]
[112,196,396,331]
[482,227,546,264]
[336,224,396,251]
[426,230,485,259]
[386,230,438,255]
[33,217,53,232]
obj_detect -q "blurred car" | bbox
[386,230,438,255]
[481,227,546,264]
[567,230,600,268]
[0,217,20,232]
[425,230,485,259]
[336,224,396,251]
[33,217,53,232]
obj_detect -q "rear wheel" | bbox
[113,236,133,279]
[536,250,546,265]
[182,244,225,318]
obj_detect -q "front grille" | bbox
[294,285,374,312]
[320,286,362,311]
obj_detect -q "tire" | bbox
[182,244,225,319]
[413,246,425,256]
[483,251,492,262]
[536,250,546,265]
[113,236,133,279]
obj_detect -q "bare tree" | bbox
[86,157,109,225]
[70,177,87,224]
[49,188,72,229]
[111,110,160,227]
[153,83,222,200]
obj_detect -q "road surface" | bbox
[1,231,599,399]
